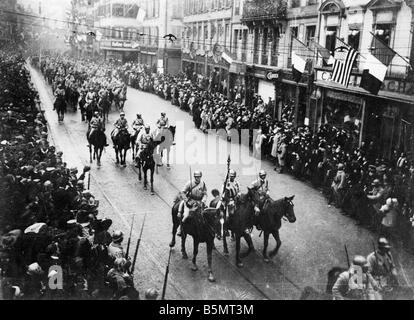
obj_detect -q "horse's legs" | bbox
[223,229,229,256]
[191,239,199,271]
[122,149,127,167]
[150,166,155,195]
[207,240,215,282]
[115,148,119,164]
[263,231,271,263]
[137,161,142,181]
[143,169,148,190]
[181,227,188,259]
[236,234,243,268]
[241,232,255,257]
[89,144,93,163]
[169,220,178,248]
[270,230,282,258]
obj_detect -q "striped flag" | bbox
[331,47,358,87]
[360,53,387,95]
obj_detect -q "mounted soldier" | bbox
[367,237,399,299]
[332,255,380,300]
[111,112,128,141]
[247,170,270,228]
[157,112,169,129]
[132,114,145,135]
[136,125,153,157]
[179,171,207,224]
[221,169,240,217]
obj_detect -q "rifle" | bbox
[161,247,173,300]
[344,244,350,268]
[87,171,91,190]
[220,155,231,236]
[131,213,147,273]
[125,214,135,259]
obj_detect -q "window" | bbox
[112,4,124,17]
[291,0,301,8]
[125,4,139,18]
[305,25,316,47]
[374,23,393,47]
[325,26,337,54]
[234,0,240,15]
[348,29,361,50]
[307,0,317,4]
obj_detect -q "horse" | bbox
[135,137,164,194]
[221,189,257,268]
[85,101,95,124]
[256,195,296,262]
[169,194,221,282]
[54,95,66,123]
[98,96,111,123]
[87,128,107,166]
[152,126,174,168]
[130,128,141,161]
[112,128,130,167]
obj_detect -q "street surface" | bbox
[29,65,414,300]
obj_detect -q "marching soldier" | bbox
[108,230,126,261]
[179,171,208,223]
[106,258,139,300]
[367,237,399,299]
[332,255,380,300]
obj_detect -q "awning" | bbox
[315,80,414,105]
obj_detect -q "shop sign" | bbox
[112,41,124,48]
[266,71,280,81]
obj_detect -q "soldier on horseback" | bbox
[180,171,208,223]
[88,111,108,147]
[222,169,240,217]
[111,112,129,142]
[367,237,399,299]
[248,170,270,229]
[157,112,169,128]
[132,114,145,134]
[332,255,380,300]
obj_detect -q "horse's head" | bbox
[202,208,222,237]
[282,196,296,223]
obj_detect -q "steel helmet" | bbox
[378,237,391,249]
[259,170,267,178]
[113,257,127,269]
[229,169,236,178]
[145,288,159,300]
[194,171,202,178]
[94,111,99,116]
[145,125,150,130]
[120,112,125,116]
[112,230,124,243]
[352,255,368,267]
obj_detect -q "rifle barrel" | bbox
[131,213,147,273]
[344,244,350,268]
[161,247,173,300]
[125,214,135,259]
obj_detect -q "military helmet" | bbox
[229,169,236,178]
[120,112,125,116]
[145,125,150,130]
[94,111,99,116]
[113,258,127,269]
[112,230,124,243]
[352,255,368,267]
[259,170,267,178]
[194,171,202,178]
[378,237,391,249]
[145,288,159,300]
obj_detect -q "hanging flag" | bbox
[222,51,233,64]
[292,51,307,83]
[331,47,358,87]
[370,32,396,66]
[136,8,146,23]
[292,37,314,72]
[312,41,335,66]
[360,53,387,95]
[96,30,103,41]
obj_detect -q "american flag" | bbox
[331,47,358,87]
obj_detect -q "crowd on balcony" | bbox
[119,61,414,248]
[0,51,154,300]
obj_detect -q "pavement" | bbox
[29,65,414,300]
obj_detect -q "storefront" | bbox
[314,68,414,158]
[100,40,139,63]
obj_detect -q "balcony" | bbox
[241,0,287,27]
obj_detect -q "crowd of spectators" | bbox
[0,51,141,300]
[118,62,414,249]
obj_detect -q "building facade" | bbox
[0,0,18,45]
[182,0,234,92]
[137,0,183,74]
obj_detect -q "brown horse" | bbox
[170,194,221,282]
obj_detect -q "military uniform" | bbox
[108,242,126,261]
[367,250,398,297]
[180,179,208,222]
[112,117,128,139]
[223,179,240,216]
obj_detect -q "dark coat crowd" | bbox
[0,51,142,300]
[118,62,414,248]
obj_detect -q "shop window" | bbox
[348,29,361,50]
[325,26,337,54]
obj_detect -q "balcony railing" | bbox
[241,0,287,22]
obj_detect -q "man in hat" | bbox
[367,179,386,230]
[332,255,380,300]
[111,112,128,140]
[366,237,398,299]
